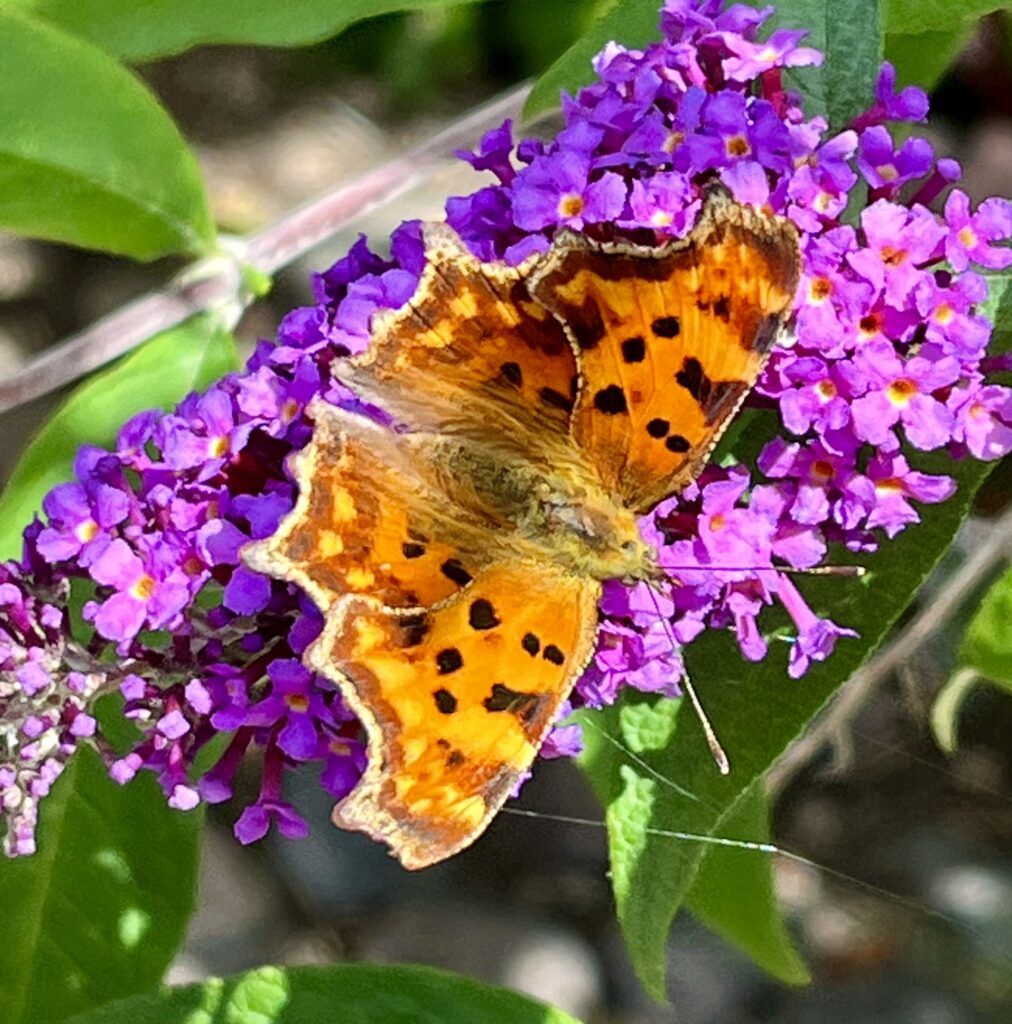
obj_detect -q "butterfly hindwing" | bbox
[243,400,480,610]
[528,190,800,512]
[309,562,601,869]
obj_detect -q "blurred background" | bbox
[1,3,1010,1021]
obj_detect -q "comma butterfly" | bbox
[243,188,800,869]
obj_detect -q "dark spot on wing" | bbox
[483,683,546,724]
[401,541,425,559]
[499,361,522,386]
[433,688,458,714]
[539,386,574,413]
[675,357,707,402]
[440,559,473,586]
[675,356,749,424]
[566,298,606,351]
[665,434,691,453]
[521,632,540,656]
[399,612,430,648]
[435,648,463,675]
[647,417,670,438]
[543,644,565,665]
[446,749,466,768]
[652,316,681,338]
[621,336,646,363]
[468,598,500,631]
[594,385,628,415]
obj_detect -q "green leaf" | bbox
[525,0,660,120]
[0,314,238,560]
[0,746,202,1024]
[0,9,214,259]
[685,779,810,986]
[578,364,1007,1001]
[2,0,490,63]
[63,963,585,1024]
[882,2,1011,90]
[765,0,882,129]
[960,566,1012,689]
[882,0,1010,35]
[930,667,985,753]
[883,26,977,91]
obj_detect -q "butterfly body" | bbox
[244,189,800,869]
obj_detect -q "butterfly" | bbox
[243,188,800,869]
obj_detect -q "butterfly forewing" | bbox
[243,401,480,610]
[345,226,580,433]
[528,191,800,512]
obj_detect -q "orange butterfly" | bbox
[243,189,799,869]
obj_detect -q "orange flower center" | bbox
[725,134,751,158]
[812,459,835,482]
[933,303,954,325]
[208,436,229,458]
[886,378,918,406]
[664,130,685,153]
[880,245,907,267]
[808,276,832,302]
[130,574,156,601]
[859,313,882,336]
[285,693,310,712]
[75,518,99,543]
[874,477,904,494]
[816,379,837,401]
[875,164,899,182]
[958,226,978,248]
[709,513,727,531]
[558,193,585,218]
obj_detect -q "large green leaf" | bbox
[0,314,238,560]
[576,276,1012,1000]
[581,452,996,999]
[0,746,202,1024]
[684,778,810,985]
[525,0,659,120]
[1,0,489,62]
[883,2,1011,90]
[960,566,1012,689]
[63,964,584,1024]
[0,10,214,259]
[765,0,883,130]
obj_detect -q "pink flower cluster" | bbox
[1,0,1009,854]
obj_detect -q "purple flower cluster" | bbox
[1,0,1010,855]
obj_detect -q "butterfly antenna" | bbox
[643,581,731,776]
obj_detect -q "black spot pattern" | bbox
[594,385,628,415]
[621,336,646,363]
[665,434,691,453]
[543,644,565,665]
[399,613,430,648]
[440,559,473,586]
[435,648,463,674]
[675,357,708,402]
[469,598,500,631]
[713,295,731,321]
[500,361,522,386]
[647,417,670,439]
[652,316,681,338]
[446,749,466,768]
[401,541,425,559]
[483,683,543,722]
[521,632,540,656]
[433,688,458,714]
[540,386,574,413]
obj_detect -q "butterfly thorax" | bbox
[424,433,655,583]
